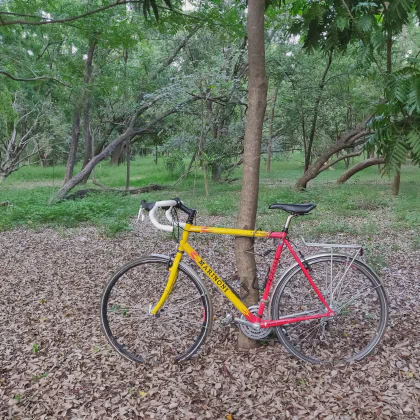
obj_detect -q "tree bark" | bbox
[51,96,199,202]
[337,157,385,184]
[234,0,268,350]
[64,107,82,183]
[125,138,131,191]
[64,41,96,184]
[295,114,374,189]
[55,129,134,201]
[392,163,401,196]
[304,51,333,175]
[81,40,97,183]
[301,112,307,168]
[173,149,198,186]
[110,142,125,165]
[386,30,401,196]
[266,86,278,173]
[94,137,107,156]
[211,163,222,181]
[319,150,363,173]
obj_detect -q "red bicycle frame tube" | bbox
[181,225,334,328]
[246,233,334,328]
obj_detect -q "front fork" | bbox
[149,231,190,315]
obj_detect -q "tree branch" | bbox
[340,0,355,21]
[337,157,385,184]
[151,26,201,81]
[0,1,142,27]
[319,150,363,173]
[132,96,201,134]
[50,95,201,202]
[0,70,69,86]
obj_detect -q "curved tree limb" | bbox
[0,70,70,86]
[49,96,200,203]
[0,1,142,26]
[295,110,376,190]
[337,157,385,184]
[319,150,363,173]
[304,51,333,173]
[340,0,355,21]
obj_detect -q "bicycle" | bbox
[100,198,388,365]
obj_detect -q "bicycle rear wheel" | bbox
[101,255,212,363]
[270,254,388,364]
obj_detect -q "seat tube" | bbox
[257,239,286,319]
[150,227,191,315]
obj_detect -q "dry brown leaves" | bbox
[1,216,420,419]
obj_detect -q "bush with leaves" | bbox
[369,59,420,171]
[164,151,185,176]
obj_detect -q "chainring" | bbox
[239,305,272,340]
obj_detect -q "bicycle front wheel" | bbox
[101,255,212,363]
[270,254,388,364]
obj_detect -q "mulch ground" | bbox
[1,217,420,420]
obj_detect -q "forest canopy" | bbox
[1,0,419,196]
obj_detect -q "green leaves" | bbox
[407,128,420,164]
[356,14,374,33]
[287,0,420,52]
[371,61,420,173]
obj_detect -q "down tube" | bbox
[182,242,258,321]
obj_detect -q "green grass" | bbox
[1,153,419,237]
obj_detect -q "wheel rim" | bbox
[101,259,210,363]
[273,257,387,364]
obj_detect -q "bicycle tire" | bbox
[101,254,213,363]
[270,254,388,364]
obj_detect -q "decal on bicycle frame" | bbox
[185,247,251,317]
[196,256,229,293]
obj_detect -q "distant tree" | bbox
[289,0,420,191]
[0,95,49,181]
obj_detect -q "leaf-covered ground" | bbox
[1,217,420,419]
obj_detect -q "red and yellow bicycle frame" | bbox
[150,224,335,327]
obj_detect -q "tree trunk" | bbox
[234,0,268,350]
[211,163,222,181]
[385,30,401,196]
[52,129,134,202]
[295,116,373,189]
[81,95,93,183]
[64,41,96,184]
[392,163,401,196]
[337,157,385,184]
[64,108,81,183]
[110,142,124,165]
[304,51,333,175]
[301,113,307,168]
[51,95,199,202]
[125,138,131,191]
[319,150,363,173]
[81,40,96,183]
[202,162,209,197]
[94,138,108,156]
[266,86,278,173]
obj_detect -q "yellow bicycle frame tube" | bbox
[151,224,258,318]
[182,241,250,317]
[187,225,270,238]
[150,228,190,315]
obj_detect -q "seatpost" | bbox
[283,214,296,233]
